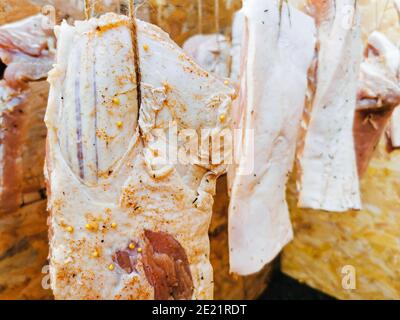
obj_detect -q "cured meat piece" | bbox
[0,14,54,214]
[298,0,362,212]
[354,31,400,175]
[183,34,231,78]
[0,12,56,300]
[0,14,53,57]
[0,14,54,90]
[228,0,316,275]
[45,13,234,300]
[357,32,400,111]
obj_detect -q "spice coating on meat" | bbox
[45,13,234,300]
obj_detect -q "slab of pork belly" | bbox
[298,0,363,212]
[45,13,234,300]
[228,0,316,276]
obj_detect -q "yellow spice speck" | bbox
[143,44,149,52]
[137,247,142,253]
[86,223,99,232]
[66,226,74,233]
[111,222,117,229]
[108,264,115,271]
[112,97,120,105]
[224,80,229,85]
[116,121,123,129]
[92,250,100,258]
[129,243,136,250]
[219,114,226,122]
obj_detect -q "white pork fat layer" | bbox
[228,0,316,276]
[298,0,362,212]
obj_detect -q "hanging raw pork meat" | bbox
[45,13,234,300]
[0,14,54,214]
[228,0,316,275]
[298,0,363,212]
[355,31,400,175]
[183,34,231,78]
[0,13,55,300]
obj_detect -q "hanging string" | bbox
[116,0,121,14]
[377,0,390,30]
[90,0,96,18]
[129,0,135,18]
[157,0,163,28]
[214,0,220,34]
[198,0,203,34]
[128,0,142,117]
[84,0,91,19]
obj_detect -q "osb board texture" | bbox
[0,200,53,300]
[282,0,400,300]
[21,81,48,199]
[0,0,40,24]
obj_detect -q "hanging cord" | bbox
[377,0,390,30]
[214,0,220,34]
[214,0,222,54]
[116,0,121,14]
[84,0,91,19]
[157,0,163,29]
[129,0,142,119]
[198,0,203,34]
[128,0,135,18]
